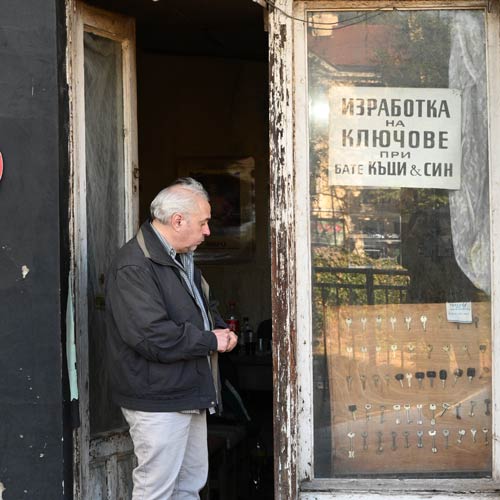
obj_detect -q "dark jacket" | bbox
[105,220,226,412]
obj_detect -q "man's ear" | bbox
[171,213,183,230]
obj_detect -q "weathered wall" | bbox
[0,1,65,498]
[137,53,271,326]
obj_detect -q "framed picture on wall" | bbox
[177,156,255,263]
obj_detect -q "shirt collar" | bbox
[149,221,194,265]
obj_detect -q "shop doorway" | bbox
[67,1,272,498]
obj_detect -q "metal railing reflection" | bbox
[313,266,410,305]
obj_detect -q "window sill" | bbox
[301,478,500,498]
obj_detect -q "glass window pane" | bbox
[84,32,126,435]
[307,9,491,477]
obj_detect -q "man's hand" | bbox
[213,328,238,353]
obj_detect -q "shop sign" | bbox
[328,87,462,190]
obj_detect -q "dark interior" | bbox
[87,0,268,60]
[85,1,273,498]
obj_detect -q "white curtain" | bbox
[448,11,490,295]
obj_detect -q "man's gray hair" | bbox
[150,177,209,224]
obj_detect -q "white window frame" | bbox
[293,1,500,497]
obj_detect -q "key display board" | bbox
[326,302,491,474]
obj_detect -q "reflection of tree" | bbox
[308,10,490,359]
[373,11,450,87]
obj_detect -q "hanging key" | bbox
[390,316,397,332]
[361,346,368,361]
[408,343,416,354]
[361,431,368,451]
[380,405,386,424]
[442,429,450,449]
[347,431,355,458]
[404,315,412,330]
[442,344,451,358]
[391,344,398,359]
[346,375,353,391]
[415,372,425,389]
[345,317,352,331]
[360,317,367,332]
[376,431,384,454]
[429,403,437,425]
[483,428,489,446]
[416,404,423,425]
[346,346,354,359]
[439,369,447,389]
[384,374,391,387]
[426,344,433,359]
[471,428,477,443]
[417,430,424,448]
[469,400,476,417]
[365,403,372,422]
[479,343,487,355]
[404,403,413,424]
[457,429,466,445]
[376,315,382,330]
[437,314,443,328]
[372,374,380,389]
[393,404,402,425]
[403,430,410,448]
[484,398,491,416]
[391,431,398,451]
[406,372,413,388]
[455,403,462,420]
[474,316,479,328]
[427,371,436,388]
[453,368,463,386]
[462,344,471,359]
[439,402,451,417]
[429,429,437,453]
[479,367,491,380]
[420,314,427,331]
[360,374,367,391]
[348,404,357,420]
[395,373,405,389]
[467,367,476,383]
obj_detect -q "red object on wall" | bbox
[0,152,3,181]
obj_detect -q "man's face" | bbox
[177,196,211,253]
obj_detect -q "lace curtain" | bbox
[448,11,490,295]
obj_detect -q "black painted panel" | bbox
[0,1,64,499]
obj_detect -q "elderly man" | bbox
[105,177,238,499]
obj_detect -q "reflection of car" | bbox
[348,231,401,261]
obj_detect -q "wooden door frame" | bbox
[270,0,500,498]
[268,1,299,499]
[65,2,138,497]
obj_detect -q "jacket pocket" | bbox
[147,359,199,396]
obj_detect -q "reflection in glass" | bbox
[84,32,126,435]
[307,9,491,477]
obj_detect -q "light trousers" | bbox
[121,408,208,500]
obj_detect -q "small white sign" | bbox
[329,87,462,190]
[446,302,472,323]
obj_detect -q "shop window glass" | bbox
[307,9,491,477]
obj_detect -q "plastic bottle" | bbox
[226,301,240,334]
[243,317,256,356]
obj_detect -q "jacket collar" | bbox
[137,220,178,266]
